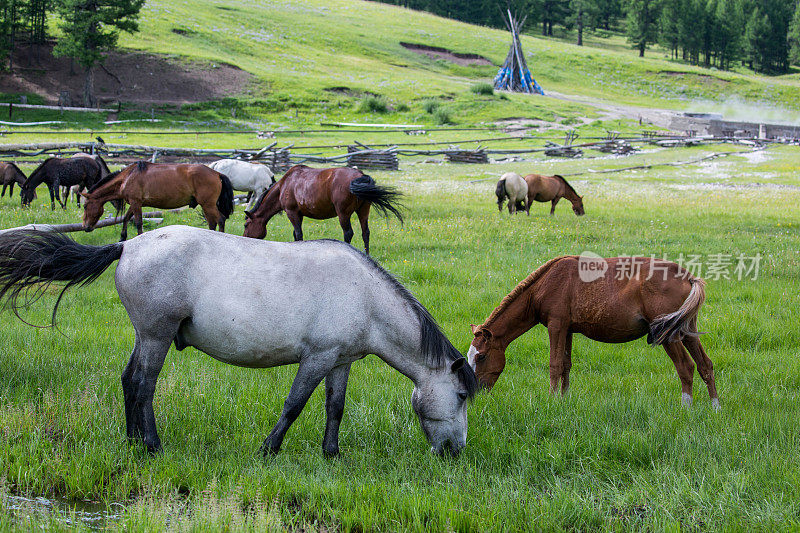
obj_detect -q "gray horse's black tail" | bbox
[349,175,404,223]
[217,174,234,219]
[0,230,123,325]
[495,179,506,209]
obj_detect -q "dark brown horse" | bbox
[523,174,585,216]
[82,162,234,241]
[242,165,403,254]
[0,162,27,199]
[468,255,719,409]
[21,157,107,209]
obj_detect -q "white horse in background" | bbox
[495,172,528,215]
[207,159,275,208]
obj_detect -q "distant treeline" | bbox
[378,0,800,74]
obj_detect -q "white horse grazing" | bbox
[0,226,477,457]
[207,159,275,208]
[495,172,528,215]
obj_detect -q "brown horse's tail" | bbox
[349,175,404,223]
[648,277,706,346]
[216,173,234,220]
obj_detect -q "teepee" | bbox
[493,9,544,94]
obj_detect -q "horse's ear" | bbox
[244,210,253,219]
[450,358,465,373]
[79,192,89,198]
[470,324,479,334]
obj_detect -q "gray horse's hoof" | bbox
[711,398,721,411]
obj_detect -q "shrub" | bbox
[433,107,454,125]
[358,95,388,113]
[395,102,410,112]
[422,99,440,114]
[470,82,494,95]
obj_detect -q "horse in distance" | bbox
[0,162,28,199]
[523,174,585,216]
[82,162,234,240]
[495,172,528,214]
[21,157,106,209]
[243,165,403,255]
[0,226,477,457]
[207,159,275,209]
[468,255,718,409]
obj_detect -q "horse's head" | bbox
[573,196,585,216]
[242,210,267,239]
[495,180,506,211]
[467,324,506,391]
[81,194,104,231]
[411,358,472,456]
[20,184,36,207]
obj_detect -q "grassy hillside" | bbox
[1,0,799,141]
[116,0,800,116]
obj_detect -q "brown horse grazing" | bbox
[524,174,585,216]
[0,162,27,199]
[468,256,719,409]
[242,165,403,254]
[82,162,234,241]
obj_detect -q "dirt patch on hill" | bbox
[1,43,252,106]
[400,42,493,67]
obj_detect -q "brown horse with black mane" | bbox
[242,165,403,254]
[82,162,234,241]
[468,255,719,409]
[524,174,585,216]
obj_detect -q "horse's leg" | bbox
[683,336,720,409]
[119,207,136,242]
[261,355,337,455]
[286,210,304,241]
[561,332,573,395]
[322,362,352,458]
[199,203,221,232]
[48,184,57,210]
[550,197,560,215]
[338,211,354,245]
[547,323,568,394]
[121,333,143,441]
[132,204,144,236]
[664,341,695,407]
[131,335,172,453]
[245,191,254,204]
[1,184,6,197]
[357,204,371,255]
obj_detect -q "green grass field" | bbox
[1,144,799,531]
[2,0,800,529]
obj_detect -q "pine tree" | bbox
[626,0,660,56]
[790,0,800,65]
[53,0,144,107]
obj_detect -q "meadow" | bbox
[1,143,799,531]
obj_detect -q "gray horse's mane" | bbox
[317,240,478,398]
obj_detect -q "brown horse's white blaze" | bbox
[469,256,719,409]
[82,162,234,241]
